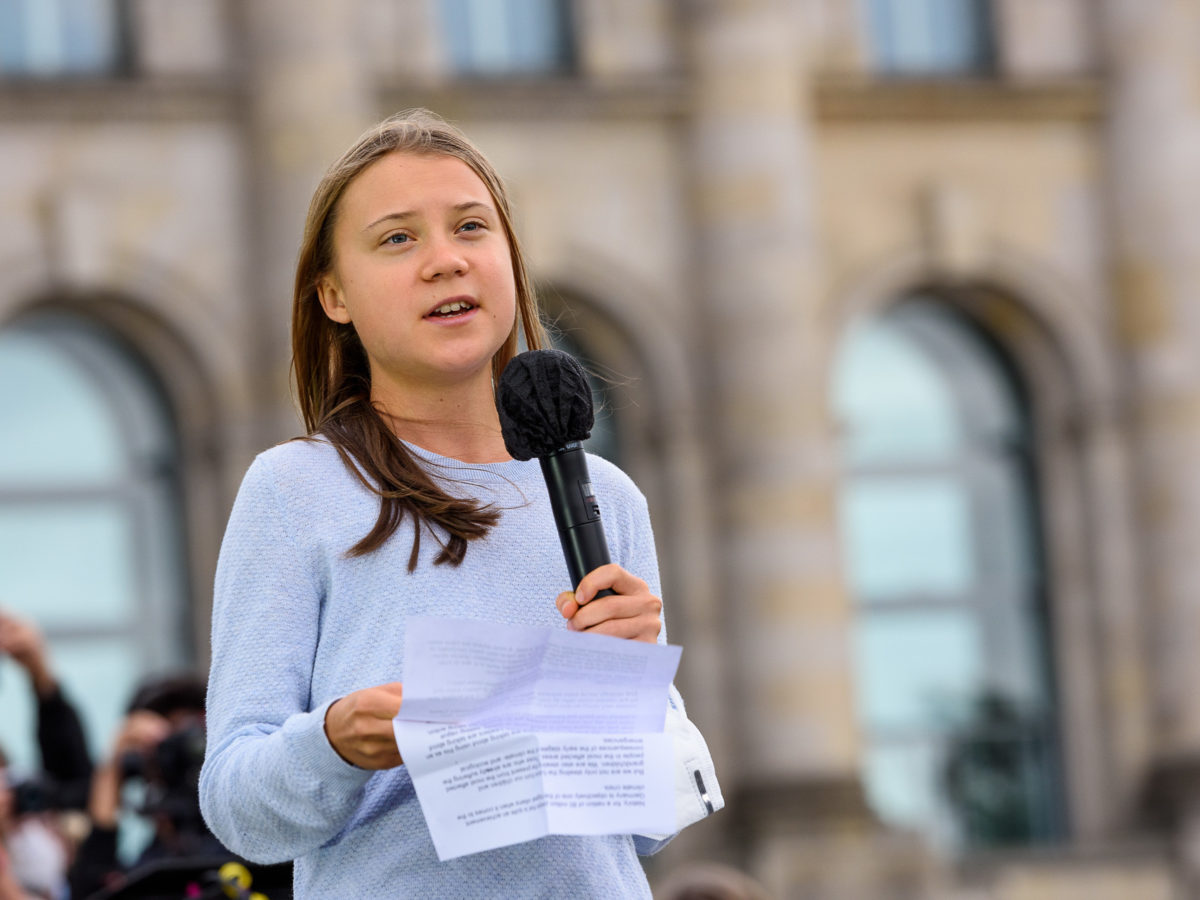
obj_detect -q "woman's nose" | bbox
[421,237,468,280]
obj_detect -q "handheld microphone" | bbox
[497,349,615,598]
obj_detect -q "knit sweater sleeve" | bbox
[199,453,373,863]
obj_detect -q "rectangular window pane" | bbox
[977,595,1053,712]
[973,457,1039,583]
[0,3,28,70]
[0,501,137,626]
[0,0,123,76]
[841,477,975,600]
[855,609,982,732]
[439,0,572,75]
[863,738,959,848]
[869,0,993,76]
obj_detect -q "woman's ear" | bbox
[317,275,352,324]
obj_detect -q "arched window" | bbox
[0,311,189,775]
[832,298,1063,850]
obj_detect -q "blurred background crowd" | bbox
[0,610,284,898]
[3,0,1200,897]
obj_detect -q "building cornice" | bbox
[378,76,690,122]
[0,77,238,123]
[814,76,1105,123]
[0,74,1107,127]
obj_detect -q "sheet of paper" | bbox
[395,721,675,860]
[397,616,681,733]
[392,617,681,860]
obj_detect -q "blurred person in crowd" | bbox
[67,674,222,898]
[0,746,70,900]
[0,611,92,813]
[0,610,92,899]
[0,769,25,900]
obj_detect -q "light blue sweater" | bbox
[199,438,682,898]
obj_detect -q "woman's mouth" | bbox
[427,299,477,318]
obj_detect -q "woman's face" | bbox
[318,151,518,402]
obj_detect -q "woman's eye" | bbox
[384,233,410,245]
[458,221,484,233]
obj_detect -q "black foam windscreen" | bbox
[497,349,594,460]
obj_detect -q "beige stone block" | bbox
[811,0,869,76]
[761,673,857,746]
[1114,259,1172,347]
[993,864,1176,900]
[754,829,939,900]
[920,180,986,276]
[1139,391,1200,433]
[994,0,1097,78]
[695,172,780,221]
[130,0,230,75]
[1140,475,1174,531]
[816,120,1103,323]
[719,397,826,442]
[1110,659,1152,756]
[728,483,836,530]
[758,577,850,623]
[359,0,442,79]
[701,72,802,118]
[574,0,676,79]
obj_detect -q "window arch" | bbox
[0,310,189,774]
[832,297,1063,849]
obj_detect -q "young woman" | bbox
[199,109,721,898]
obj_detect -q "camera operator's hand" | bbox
[0,611,55,700]
[87,711,171,830]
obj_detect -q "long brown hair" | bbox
[292,109,548,569]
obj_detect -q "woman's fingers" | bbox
[324,682,405,769]
[556,590,579,620]
[573,564,647,606]
[568,594,662,642]
[556,565,662,644]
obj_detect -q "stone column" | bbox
[236,1,374,453]
[683,1,868,890]
[1101,0,1200,879]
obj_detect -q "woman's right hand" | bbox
[323,683,405,769]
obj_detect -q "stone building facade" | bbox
[1,1,1198,897]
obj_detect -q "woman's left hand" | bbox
[555,564,662,643]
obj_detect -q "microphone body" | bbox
[539,441,614,597]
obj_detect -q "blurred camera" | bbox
[12,773,86,815]
[119,722,207,826]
